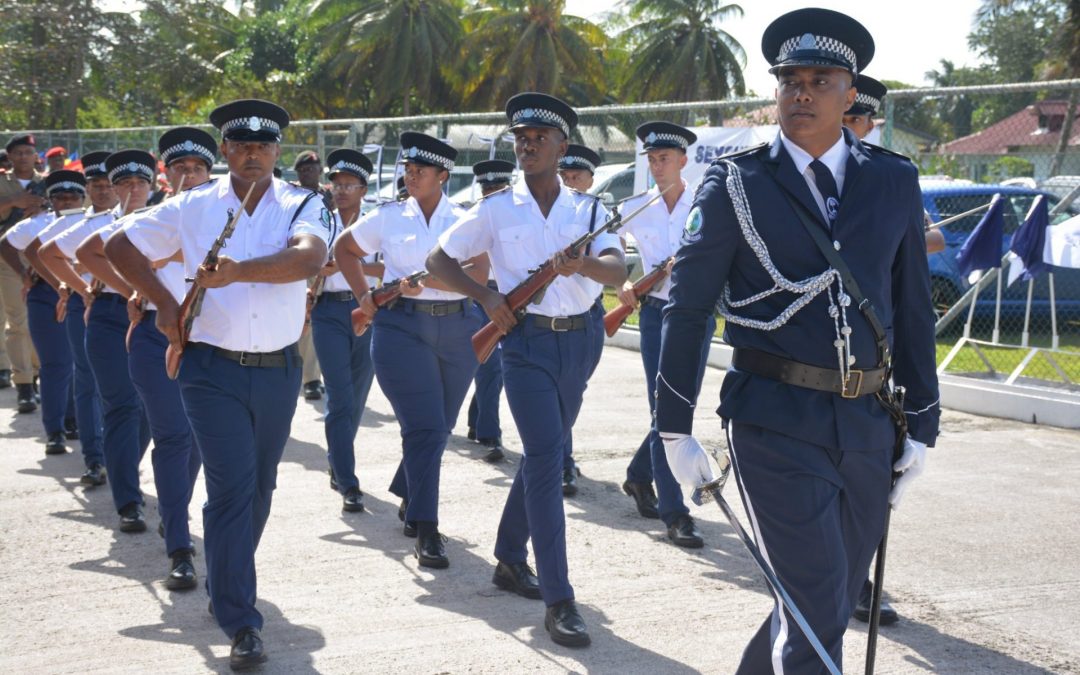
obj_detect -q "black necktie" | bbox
[809,159,840,229]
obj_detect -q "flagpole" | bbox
[992,268,1003,343]
[1049,272,1059,350]
[1021,278,1034,347]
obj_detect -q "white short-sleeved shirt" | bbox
[619,179,693,302]
[98,208,188,308]
[3,211,55,251]
[439,179,618,317]
[50,206,121,293]
[123,176,332,352]
[35,207,98,285]
[345,194,467,302]
[324,208,379,292]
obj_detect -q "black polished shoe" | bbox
[118,503,147,533]
[64,417,79,440]
[0,369,10,388]
[562,467,580,497]
[545,599,591,647]
[16,383,37,413]
[165,551,197,591]
[33,378,40,403]
[667,515,704,549]
[342,487,364,513]
[623,480,660,519]
[230,626,267,671]
[398,499,418,537]
[329,469,338,492]
[415,531,449,569]
[44,431,67,455]
[303,380,323,401]
[493,561,542,600]
[80,463,107,487]
[467,427,476,442]
[853,580,899,626]
[478,437,505,463]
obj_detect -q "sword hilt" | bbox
[691,449,732,506]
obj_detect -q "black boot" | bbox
[16,383,37,413]
[165,550,197,591]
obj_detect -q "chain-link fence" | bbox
[9,79,1080,387]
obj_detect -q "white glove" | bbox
[661,433,716,492]
[888,437,927,510]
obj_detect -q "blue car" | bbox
[922,181,1080,328]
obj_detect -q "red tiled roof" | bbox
[943,100,1080,154]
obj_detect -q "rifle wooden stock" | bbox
[602,258,673,337]
[470,186,671,364]
[164,182,255,379]
[350,262,474,336]
[125,296,146,352]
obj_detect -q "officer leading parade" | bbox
[13,0,1080,672]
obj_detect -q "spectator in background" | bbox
[45,147,67,173]
[0,150,11,174]
[291,150,328,401]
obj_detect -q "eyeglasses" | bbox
[331,184,365,193]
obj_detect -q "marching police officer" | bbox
[557,144,601,193]
[427,92,627,648]
[34,152,113,486]
[310,148,381,512]
[465,159,515,462]
[335,132,488,568]
[656,10,938,672]
[617,121,713,548]
[0,170,84,453]
[107,99,332,670]
[47,150,153,532]
[292,150,330,402]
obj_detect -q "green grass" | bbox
[602,290,1080,384]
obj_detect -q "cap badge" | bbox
[248,116,260,132]
[183,140,194,151]
[334,161,345,171]
[407,147,418,158]
[485,172,495,181]
[127,162,138,173]
[646,132,657,144]
[798,33,816,50]
[521,108,535,119]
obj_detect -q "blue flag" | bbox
[1006,196,1049,285]
[956,194,1005,278]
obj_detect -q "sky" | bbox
[567,0,988,96]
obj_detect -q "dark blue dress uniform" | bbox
[465,160,514,452]
[122,100,333,647]
[342,132,478,561]
[53,152,154,521]
[311,149,377,500]
[656,10,939,673]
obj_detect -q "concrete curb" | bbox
[605,326,1080,430]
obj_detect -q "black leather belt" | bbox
[319,290,355,303]
[192,342,294,368]
[641,295,666,310]
[732,347,887,399]
[530,313,588,332]
[399,299,465,316]
[97,291,126,305]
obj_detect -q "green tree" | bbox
[616,0,745,105]
[308,0,464,116]
[452,0,608,111]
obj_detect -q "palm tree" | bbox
[454,0,608,110]
[308,0,464,116]
[617,0,746,104]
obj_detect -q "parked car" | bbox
[590,162,635,204]
[922,181,1080,324]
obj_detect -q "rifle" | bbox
[471,187,669,363]
[126,176,185,351]
[83,279,105,323]
[164,182,255,379]
[304,210,357,335]
[602,256,674,337]
[55,284,70,322]
[350,262,474,336]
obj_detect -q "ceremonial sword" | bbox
[692,448,842,675]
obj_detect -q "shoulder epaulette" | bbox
[567,187,601,201]
[188,178,218,192]
[617,188,652,206]
[477,185,512,202]
[84,209,113,221]
[861,141,913,162]
[58,207,86,216]
[713,143,768,164]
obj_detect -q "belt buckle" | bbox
[431,304,448,317]
[238,352,253,367]
[550,317,570,332]
[841,369,864,399]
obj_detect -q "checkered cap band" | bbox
[221,116,282,137]
[330,160,371,182]
[478,171,513,183]
[511,107,569,137]
[46,181,86,195]
[85,162,107,176]
[560,156,596,172]
[853,91,881,114]
[108,161,155,183]
[645,132,689,149]
[401,147,454,171]
[778,33,858,73]
[162,140,215,166]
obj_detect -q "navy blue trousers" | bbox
[626,302,715,525]
[727,421,891,674]
[495,316,595,605]
[466,293,503,441]
[377,300,480,524]
[85,293,150,511]
[561,299,605,473]
[64,294,104,467]
[311,295,375,494]
[179,342,301,638]
[26,283,73,436]
[128,312,201,557]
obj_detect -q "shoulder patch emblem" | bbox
[319,208,333,231]
[682,206,703,244]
